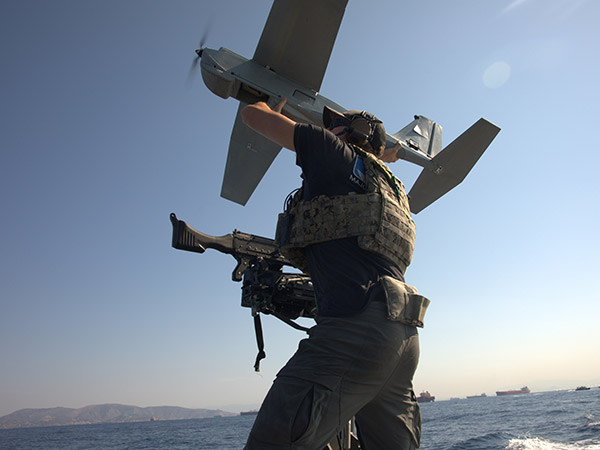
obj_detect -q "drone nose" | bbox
[195,48,203,57]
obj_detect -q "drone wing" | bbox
[220,0,348,205]
[253,0,348,92]
[221,103,282,205]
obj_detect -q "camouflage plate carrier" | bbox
[275,146,416,275]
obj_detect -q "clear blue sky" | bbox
[1,0,599,417]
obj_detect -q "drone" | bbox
[189,0,500,213]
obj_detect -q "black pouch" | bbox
[275,211,293,248]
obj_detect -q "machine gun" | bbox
[170,213,316,370]
[171,213,361,449]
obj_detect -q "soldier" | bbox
[241,98,428,450]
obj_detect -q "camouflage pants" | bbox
[244,297,421,450]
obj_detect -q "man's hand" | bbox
[269,97,287,113]
[381,141,403,163]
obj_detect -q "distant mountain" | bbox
[0,404,236,429]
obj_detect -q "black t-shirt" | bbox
[293,123,405,317]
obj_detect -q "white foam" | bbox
[506,437,600,450]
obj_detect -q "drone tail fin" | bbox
[408,118,500,214]
[392,115,443,159]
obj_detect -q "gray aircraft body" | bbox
[194,0,500,213]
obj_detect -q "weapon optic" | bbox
[170,213,316,370]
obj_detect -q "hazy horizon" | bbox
[5,385,599,418]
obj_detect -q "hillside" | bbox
[0,404,235,429]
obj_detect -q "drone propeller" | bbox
[186,27,211,87]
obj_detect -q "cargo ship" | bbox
[417,391,435,403]
[496,386,530,396]
[466,393,487,399]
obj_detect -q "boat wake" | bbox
[506,437,600,450]
[444,433,600,450]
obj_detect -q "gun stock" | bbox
[170,213,290,281]
[170,213,234,255]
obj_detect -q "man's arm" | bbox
[241,98,297,151]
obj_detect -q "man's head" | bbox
[323,106,387,157]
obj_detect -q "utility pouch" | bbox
[380,276,430,328]
[275,210,293,248]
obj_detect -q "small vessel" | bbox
[496,386,530,396]
[240,410,259,416]
[467,393,487,399]
[417,391,435,403]
[575,386,590,391]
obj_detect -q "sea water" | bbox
[1,389,599,450]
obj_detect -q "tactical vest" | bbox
[275,146,416,274]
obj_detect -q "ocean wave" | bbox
[446,431,510,450]
[576,413,600,439]
[506,437,600,450]
[584,414,599,428]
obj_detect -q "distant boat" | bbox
[467,393,487,399]
[150,416,160,422]
[575,386,590,391]
[240,410,259,416]
[417,391,435,403]
[496,386,530,396]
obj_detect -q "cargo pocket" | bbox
[290,381,336,447]
[291,385,314,442]
[409,390,422,448]
[392,389,422,449]
[248,378,321,447]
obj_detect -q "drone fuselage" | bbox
[199,47,435,169]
